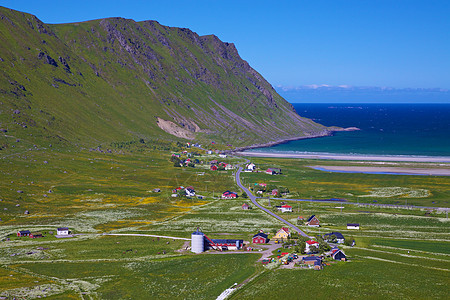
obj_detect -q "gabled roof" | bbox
[18,230,31,234]
[306,240,319,245]
[279,227,289,234]
[307,215,317,222]
[253,232,268,239]
[302,256,322,261]
[57,227,69,231]
[332,249,346,258]
[324,232,345,240]
[281,205,292,208]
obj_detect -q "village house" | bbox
[17,230,31,237]
[242,203,250,210]
[206,150,213,155]
[305,240,320,253]
[323,232,345,244]
[347,223,360,230]
[222,191,238,199]
[306,215,320,227]
[57,227,69,236]
[273,227,290,241]
[224,164,233,170]
[185,186,196,197]
[330,247,347,261]
[277,204,292,213]
[30,232,43,238]
[219,154,227,158]
[210,165,218,171]
[271,189,279,196]
[245,163,256,172]
[171,153,181,158]
[252,232,269,244]
[301,256,323,270]
[265,168,281,175]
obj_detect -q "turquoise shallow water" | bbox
[250,104,450,157]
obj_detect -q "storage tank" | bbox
[191,228,205,253]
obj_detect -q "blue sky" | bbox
[1,0,449,102]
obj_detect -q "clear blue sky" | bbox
[1,0,450,100]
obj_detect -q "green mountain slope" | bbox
[0,6,328,148]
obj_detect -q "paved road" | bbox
[235,164,311,238]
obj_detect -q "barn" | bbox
[17,230,31,237]
[252,232,269,244]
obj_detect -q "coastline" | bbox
[230,130,335,153]
[235,151,450,163]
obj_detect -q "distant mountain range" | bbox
[0,6,328,149]
[277,85,450,103]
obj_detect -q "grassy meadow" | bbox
[1,147,449,299]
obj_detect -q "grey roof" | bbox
[347,223,360,226]
[19,230,31,234]
[57,227,69,230]
[302,256,322,261]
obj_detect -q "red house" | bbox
[222,191,238,199]
[17,230,31,237]
[306,215,320,227]
[252,232,269,244]
[210,165,218,171]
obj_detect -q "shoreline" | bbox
[230,130,334,153]
[235,151,450,163]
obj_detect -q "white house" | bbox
[347,223,360,230]
[278,205,292,213]
[245,163,256,171]
[219,154,227,158]
[57,227,69,235]
[305,240,319,253]
[206,150,213,155]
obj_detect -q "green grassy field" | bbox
[1,148,449,299]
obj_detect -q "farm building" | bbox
[323,232,345,244]
[191,229,243,253]
[57,227,69,235]
[210,165,218,171]
[17,230,31,237]
[265,168,281,175]
[222,191,238,199]
[305,240,319,253]
[252,233,269,244]
[273,227,290,241]
[347,223,360,230]
[306,215,320,227]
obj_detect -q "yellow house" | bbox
[273,227,290,241]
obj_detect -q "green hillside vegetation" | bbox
[0,6,327,150]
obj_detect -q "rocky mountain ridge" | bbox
[0,6,328,148]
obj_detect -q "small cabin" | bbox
[306,215,320,227]
[17,230,31,237]
[347,223,360,230]
[57,227,70,236]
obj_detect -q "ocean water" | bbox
[251,103,450,157]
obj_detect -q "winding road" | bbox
[235,163,311,238]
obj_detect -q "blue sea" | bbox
[251,103,450,157]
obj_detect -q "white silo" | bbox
[191,228,205,253]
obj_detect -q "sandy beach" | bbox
[237,151,450,163]
[309,165,450,176]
